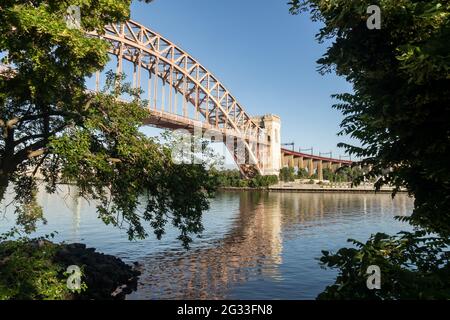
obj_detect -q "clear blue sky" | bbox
[131,0,356,159]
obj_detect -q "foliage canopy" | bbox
[290,0,450,299]
[0,0,216,248]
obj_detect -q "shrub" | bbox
[214,170,278,189]
[297,168,309,179]
[249,175,279,188]
[318,231,450,300]
[0,237,139,300]
[0,238,75,300]
[322,168,335,181]
[279,167,296,182]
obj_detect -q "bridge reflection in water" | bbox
[127,192,413,300]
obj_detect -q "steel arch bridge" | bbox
[1,20,353,178]
[91,20,270,177]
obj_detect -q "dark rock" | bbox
[54,244,141,300]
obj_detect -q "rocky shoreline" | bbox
[54,243,141,300]
[0,239,141,300]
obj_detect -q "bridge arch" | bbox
[0,20,354,178]
[93,20,269,177]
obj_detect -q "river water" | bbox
[0,188,414,300]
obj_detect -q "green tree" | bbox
[290,0,450,298]
[212,170,278,188]
[213,169,242,187]
[297,168,308,179]
[322,168,334,182]
[279,167,296,182]
[249,174,279,188]
[0,1,216,248]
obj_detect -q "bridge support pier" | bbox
[313,160,323,181]
[254,115,281,176]
[317,160,323,181]
[279,149,353,181]
[293,156,303,171]
[296,157,304,170]
[308,159,314,177]
[284,155,294,168]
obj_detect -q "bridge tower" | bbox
[253,114,282,176]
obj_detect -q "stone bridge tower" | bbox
[253,114,282,176]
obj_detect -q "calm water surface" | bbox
[0,188,414,299]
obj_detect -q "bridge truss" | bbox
[1,20,354,178]
[92,20,268,177]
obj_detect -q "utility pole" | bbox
[320,151,333,159]
[282,142,295,151]
[299,147,314,155]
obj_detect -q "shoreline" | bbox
[219,186,408,194]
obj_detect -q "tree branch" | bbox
[13,123,69,147]
[13,139,48,165]
[28,148,47,159]
[17,110,78,124]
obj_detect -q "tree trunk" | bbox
[0,172,9,203]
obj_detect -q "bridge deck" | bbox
[281,148,352,165]
[144,110,269,145]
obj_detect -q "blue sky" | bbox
[130,0,356,160]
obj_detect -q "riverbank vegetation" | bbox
[279,166,366,183]
[214,165,367,188]
[290,0,450,299]
[213,170,278,188]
